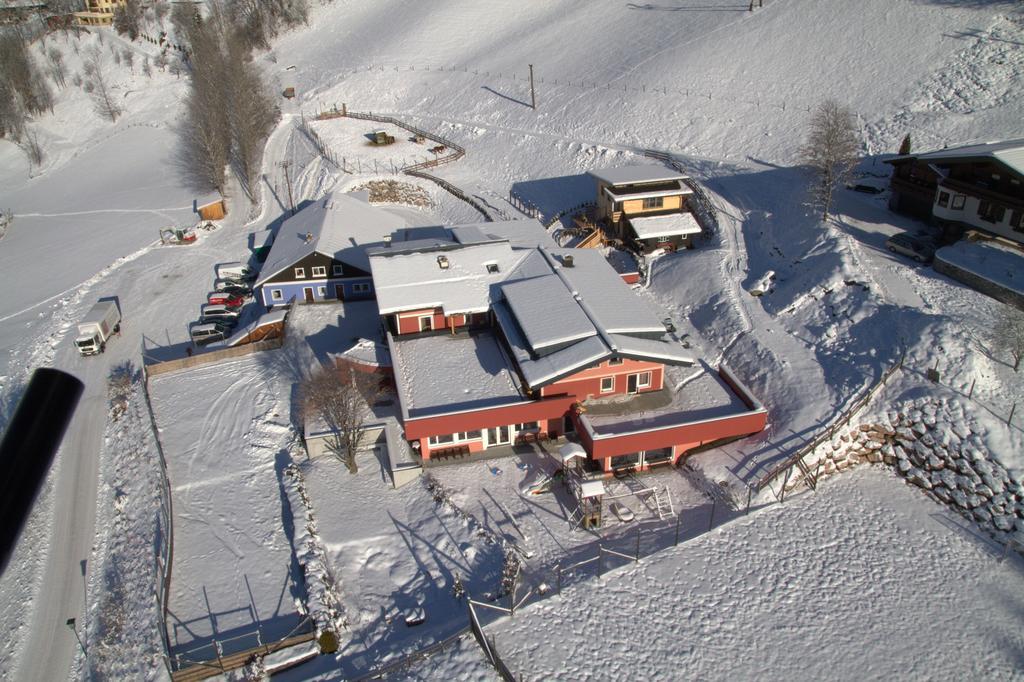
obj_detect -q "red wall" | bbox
[404,395,578,442]
[574,409,767,460]
[541,358,663,400]
[395,308,487,335]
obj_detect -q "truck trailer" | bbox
[75,301,120,356]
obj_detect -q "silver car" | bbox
[885,232,936,263]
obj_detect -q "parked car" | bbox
[200,303,240,325]
[213,279,252,295]
[207,292,245,308]
[885,232,936,263]
[190,322,233,346]
[610,501,635,523]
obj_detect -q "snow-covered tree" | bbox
[803,99,859,220]
[85,46,121,123]
[301,365,379,474]
[993,307,1024,372]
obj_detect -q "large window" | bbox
[978,200,1005,224]
[610,452,640,470]
[600,376,614,393]
[642,196,663,210]
[294,267,306,279]
[937,191,950,208]
[333,264,344,276]
[1011,210,1023,233]
[352,282,371,294]
[951,194,965,210]
[419,315,433,332]
[271,289,283,301]
[311,266,327,277]
[637,371,651,388]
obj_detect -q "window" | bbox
[608,358,623,366]
[951,194,965,210]
[317,286,326,297]
[637,371,651,388]
[978,200,1005,224]
[515,422,539,432]
[600,377,614,393]
[642,196,663,210]
[1012,210,1024,234]
[294,267,306,279]
[610,453,640,470]
[271,289,283,301]
[352,282,371,294]
[428,434,455,446]
[485,263,500,274]
[419,315,433,332]
[937,191,950,208]
[311,266,326,277]
[332,264,344,276]
[458,431,482,441]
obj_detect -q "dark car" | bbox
[885,232,936,263]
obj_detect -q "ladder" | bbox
[651,486,675,521]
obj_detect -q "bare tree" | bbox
[86,47,121,123]
[47,47,67,88]
[24,129,44,168]
[301,365,379,474]
[993,307,1024,372]
[113,0,143,40]
[122,48,135,73]
[0,32,54,120]
[803,99,859,220]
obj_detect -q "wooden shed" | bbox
[196,194,227,221]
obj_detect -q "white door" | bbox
[485,425,511,448]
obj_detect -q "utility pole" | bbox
[529,64,536,110]
[280,160,296,214]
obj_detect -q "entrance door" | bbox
[334,284,344,300]
[485,425,511,448]
[627,373,638,394]
[303,287,314,303]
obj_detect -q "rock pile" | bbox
[808,398,1024,541]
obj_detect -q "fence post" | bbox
[745,485,753,515]
[969,378,976,399]
[780,465,793,503]
[1009,403,1017,426]
[708,499,716,532]
[635,528,641,561]
[813,458,823,487]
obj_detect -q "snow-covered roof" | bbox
[371,239,528,315]
[629,213,702,240]
[553,249,665,335]
[224,308,288,347]
[501,274,597,352]
[559,442,588,463]
[335,337,392,368]
[388,331,526,418]
[912,139,1024,176]
[588,164,688,186]
[610,334,694,365]
[473,218,559,249]
[579,479,605,498]
[256,192,407,286]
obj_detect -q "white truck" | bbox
[75,301,121,356]
[216,262,255,283]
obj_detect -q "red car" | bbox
[207,292,245,308]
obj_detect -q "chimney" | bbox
[563,254,574,267]
[437,255,450,270]
[383,234,392,248]
[304,231,313,243]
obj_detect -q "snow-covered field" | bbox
[485,467,1024,680]
[1,0,1023,679]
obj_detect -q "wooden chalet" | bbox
[887,139,1024,245]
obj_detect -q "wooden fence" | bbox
[754,353,905,499]
[143,336,284,377]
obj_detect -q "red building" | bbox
[369,219,767,474]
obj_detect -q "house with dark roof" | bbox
[588,164,700,253]
[886,139,1024,244]
[255,191,406,307]
[370,225,766,474]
